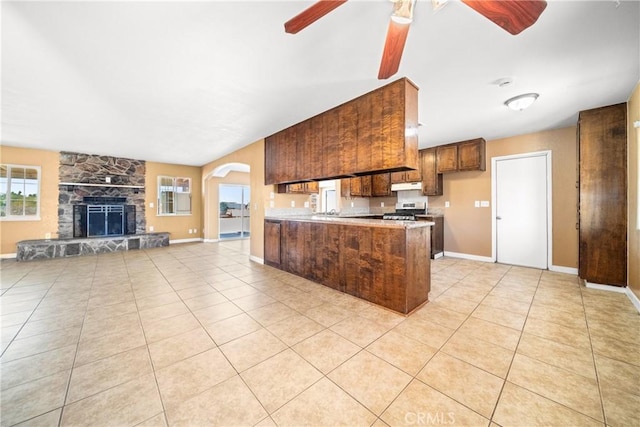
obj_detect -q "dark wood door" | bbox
[579,103,627,286]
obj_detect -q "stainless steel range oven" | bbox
[382,201,427,221]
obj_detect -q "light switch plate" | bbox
[445,201,450,208]
[291,201,295,207]
[481,201,490,207]
[474,201,480,208]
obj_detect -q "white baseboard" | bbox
[203,239,219,243]
[626,288,640,313]
[585,281,627,293]
[169,238,204,244]
[443,251,494,263]
[1,253,17,259]
[549,265,579,275]
[584,281,640,313]
[433,252,444,260]
[249,255,264,264]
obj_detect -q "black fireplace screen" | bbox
[73,204,136,238]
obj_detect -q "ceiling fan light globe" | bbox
[391,0,416,23]
[390,15,413,24]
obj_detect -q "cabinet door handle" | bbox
[496,216,502,220]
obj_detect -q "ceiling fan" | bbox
[284,0,548,80]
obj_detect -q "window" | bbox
[158,176,191,215]
[0,164,41,220]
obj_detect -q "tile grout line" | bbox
[578,280,608,426]
[57,256,99,427]
[487,265,538,424]
[127,249,172,427]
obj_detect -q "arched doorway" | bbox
[204,163,251,242]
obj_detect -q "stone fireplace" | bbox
[58,152,146,238]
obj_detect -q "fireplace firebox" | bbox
[73,197,136,238]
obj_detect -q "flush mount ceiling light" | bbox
[505,93,539,111]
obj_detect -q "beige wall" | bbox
[0,146,204,255]
[0,146,60,255]
[145,162,203,241]
[628,82,640,297]
[428,127,579,269]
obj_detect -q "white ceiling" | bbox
[2,0,639,167]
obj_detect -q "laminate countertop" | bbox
[265,215,434,229]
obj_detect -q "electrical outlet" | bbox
[304,201,309,208]
[105,176,111,183]
[269,200,275,208]
[381,202,385,207]
[270,192,275,199]
[149,202,154,208]
[149,225,154,232]
[45,232,51,239]
[291,200,295,207]
[351,202,354,207]
[188,229,193,234]
[194,229,197,233]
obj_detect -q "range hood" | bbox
[391,182,422,192]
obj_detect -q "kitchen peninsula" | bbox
[264,216,432,314]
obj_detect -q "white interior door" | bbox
[495,153,549,269]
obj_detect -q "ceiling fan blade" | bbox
[378,20,411,80]
[461,0,547,35]
[284,0,348,34]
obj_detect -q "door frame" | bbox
[218,183,251,240]
[491,150,553,268]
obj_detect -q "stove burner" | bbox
[382,212,416,221]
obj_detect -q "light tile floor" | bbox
[1,241,639,426]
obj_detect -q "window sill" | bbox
[0,216,41,222]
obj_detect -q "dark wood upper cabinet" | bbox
[390,167,422,184]
[458,138,486,171]
[436,144,458,173]
[420,148,443,196]
[436,138,486,173]
[371,173,392,197]
[578,103,627,286]
[276,181,319,194]
[265,78,419,185]
[341,176,372,198]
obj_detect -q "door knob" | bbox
[496,216,502,220]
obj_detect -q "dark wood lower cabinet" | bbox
[264,220,282,268]
[418,216,444,259]
[265,219,431,314]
